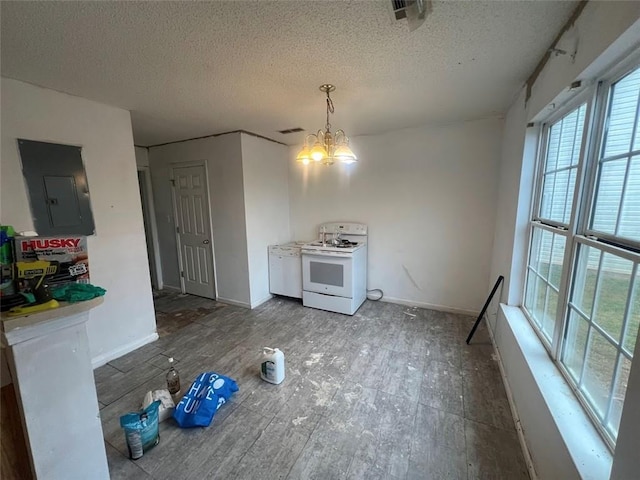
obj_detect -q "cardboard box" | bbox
[14,235,90,287]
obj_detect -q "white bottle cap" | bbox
[169,357,174,363]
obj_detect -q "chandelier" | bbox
[296,84,357,166]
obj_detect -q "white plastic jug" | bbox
[260,347,285,384]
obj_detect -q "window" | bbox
[525,104,587,345]
[524,61,640,448]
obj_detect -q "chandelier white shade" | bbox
[296,84,357,166]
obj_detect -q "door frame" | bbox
[169,161,218,298]
[137,166,163,289]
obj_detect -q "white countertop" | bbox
[1,297,104,346]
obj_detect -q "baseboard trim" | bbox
[161,285,182,293]
[216,297,251,309]
[250,294,273,309]
[484,312,538,480]
[380,295,479,317]
[91,332,159,369]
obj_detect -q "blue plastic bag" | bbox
[173,372,238,428]
[120,400,161,460]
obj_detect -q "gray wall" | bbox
[241,133,291,307]
[149,132,290,308]
[148,133,250,305]
[135,146,149,167]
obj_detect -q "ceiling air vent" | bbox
[390,0,432,30]
[278,127,305,134]
[391,0,410,20]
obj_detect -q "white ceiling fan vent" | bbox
[390,0,432,31]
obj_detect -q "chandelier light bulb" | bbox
[333,140,356,164]
[310,140,327,162]
[296,144,311,164]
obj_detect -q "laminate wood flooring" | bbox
[1,383,33,480]
[97,292,529,480]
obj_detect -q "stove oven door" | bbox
[302,251,353,297]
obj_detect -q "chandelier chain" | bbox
[325,91,334,131]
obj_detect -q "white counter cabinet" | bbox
[1,298,109,480]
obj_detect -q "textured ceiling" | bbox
[1,1,578,147]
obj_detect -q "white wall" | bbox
[289,118,503,315]
[135,146,149,167]
[487,92,538,328]
[0,78,157,368]
[148,133,251,305]
[487,2,640,478]
[241,133,290,308]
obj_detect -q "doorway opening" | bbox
[137,167,162,289]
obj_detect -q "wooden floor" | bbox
[1,383,33,480]
[98,292,529,480]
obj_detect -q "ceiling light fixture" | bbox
[296,84,357,166]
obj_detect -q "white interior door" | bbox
[172,165,216,298]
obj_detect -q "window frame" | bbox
[523,223,569,348]
[523,52,640,450]
[524,87,596,356]
[582,62,640,254]
[558,235,639,446]
[532,99,592,229]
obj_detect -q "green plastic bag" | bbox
[51,283,106,302]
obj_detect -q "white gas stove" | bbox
[301,222,368,315]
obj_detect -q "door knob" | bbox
[203,239,210,244]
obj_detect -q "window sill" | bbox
[494,304,612,480]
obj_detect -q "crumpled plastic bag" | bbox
[51,283,106,302]
[142,389,175,423]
